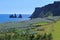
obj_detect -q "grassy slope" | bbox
[40,20,60,40]
[41,19,60,40]
[52,20,60,40]
[0,18,60,40]
[33,19,60,40]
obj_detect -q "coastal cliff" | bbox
[30,1,60,18]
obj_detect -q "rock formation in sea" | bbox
[30,1,60,18]
[9,14,17,18]
[18,14,22,18]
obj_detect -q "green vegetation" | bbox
[0,17,60,40]
[52,20,60,40]
[0,28,53,40]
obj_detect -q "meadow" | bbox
[0,17,59,40]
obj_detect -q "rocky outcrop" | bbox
[9,14,22,18]
[9,14,17,18]
[18,14,22,18]
[30,1,60,18]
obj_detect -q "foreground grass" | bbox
[0,18,60,40]
[0,20,53,40]
[52,20,60,40]
[39,19,60,40]
[32,19,60,40]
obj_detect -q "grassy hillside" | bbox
[0,17,60,40]
[30,18,60,40]
[38,19,60,40]
[52,20,60,40]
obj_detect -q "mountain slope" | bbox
[30,1,60,18]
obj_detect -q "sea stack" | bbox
[9,14,17,18]
[18,14,22,18]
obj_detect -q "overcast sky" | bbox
[0,0,59,14]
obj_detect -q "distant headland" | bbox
[30,1,60,18]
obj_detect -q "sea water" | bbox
[0,14,31,23]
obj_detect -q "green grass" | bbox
[0,18,60,40]
[38,19,60,40]
[52,20,60,40]
[32,19,60,40]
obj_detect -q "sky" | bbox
[0,0,59,14]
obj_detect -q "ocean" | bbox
[0,14,31,23]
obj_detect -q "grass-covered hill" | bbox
[0,16,60,40]
[52,19,60,40]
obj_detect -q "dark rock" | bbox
[30,1,60,18]
[9,14,17,18]
[18,14,22,18]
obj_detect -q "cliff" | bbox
[30,1,60,18]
